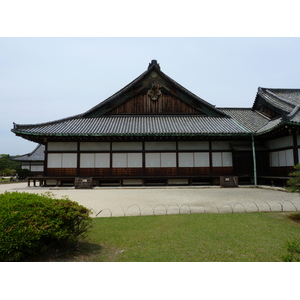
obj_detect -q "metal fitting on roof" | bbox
[148,60,160,70]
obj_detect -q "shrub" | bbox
[288,212,300,223]
[281,237,300,262]
[16,168,31,180]
[287,163,300,193]
[0,192,92,261]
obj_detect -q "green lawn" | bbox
[61,212,300,262]
[0,178,10,184]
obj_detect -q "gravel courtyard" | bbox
[1,182,300,217]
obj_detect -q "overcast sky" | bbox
[1,37,300,155]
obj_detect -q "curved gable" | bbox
[83,60,226,117]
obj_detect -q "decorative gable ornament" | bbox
[147,81,162,101]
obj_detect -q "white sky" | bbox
[1,1,300,158]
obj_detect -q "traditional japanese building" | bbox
[11,60,300,187]
[11,144,45,176]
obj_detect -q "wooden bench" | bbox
[258,176,291,187]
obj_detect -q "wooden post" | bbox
[252,135,257,186]
[209,141,213,176]
[44,142,48,176]
[77,141,80,177]
[293,131,299,165]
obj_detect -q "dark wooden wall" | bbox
[108,92,201,115]
[47,167,234,177]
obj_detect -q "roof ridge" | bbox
[230,118,251,133]
[285,105,300,120]
[158,70,228,116]
[28,144,43,156]
[11,144,45,160]
[82,68,150,117]
[87,115,231,119]
[13,114,82,129]
[82,61,166,117]
[82,61,226,117]
[263,88,295,108]
[13,64,157,129]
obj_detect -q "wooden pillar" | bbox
[77,142,80,176]
[252,135,257,186]
[209,141,213,176]
[176,141,179,176]
[293,132,299,165]
[142,141,145,176]
[44,142,48,176]
[109,141,113,174]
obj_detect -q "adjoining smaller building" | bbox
[11,144,45,176]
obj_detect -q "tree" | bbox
[287,163,300,193]
[0,154,20,175]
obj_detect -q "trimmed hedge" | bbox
[0,192,92,261]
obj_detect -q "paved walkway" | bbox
[1,182,300,217]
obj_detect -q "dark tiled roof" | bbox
[13,116,249,136]
[285,105,300,123]
[218,108,269,132]
[11,144,45,161]
[12,61,227,138]
[251,88,300,132]
[256,118,282,133]
[289,113,300,123]
[256,88,300,114]
[12,62,300,142]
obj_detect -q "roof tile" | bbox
[14,116,249,136]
